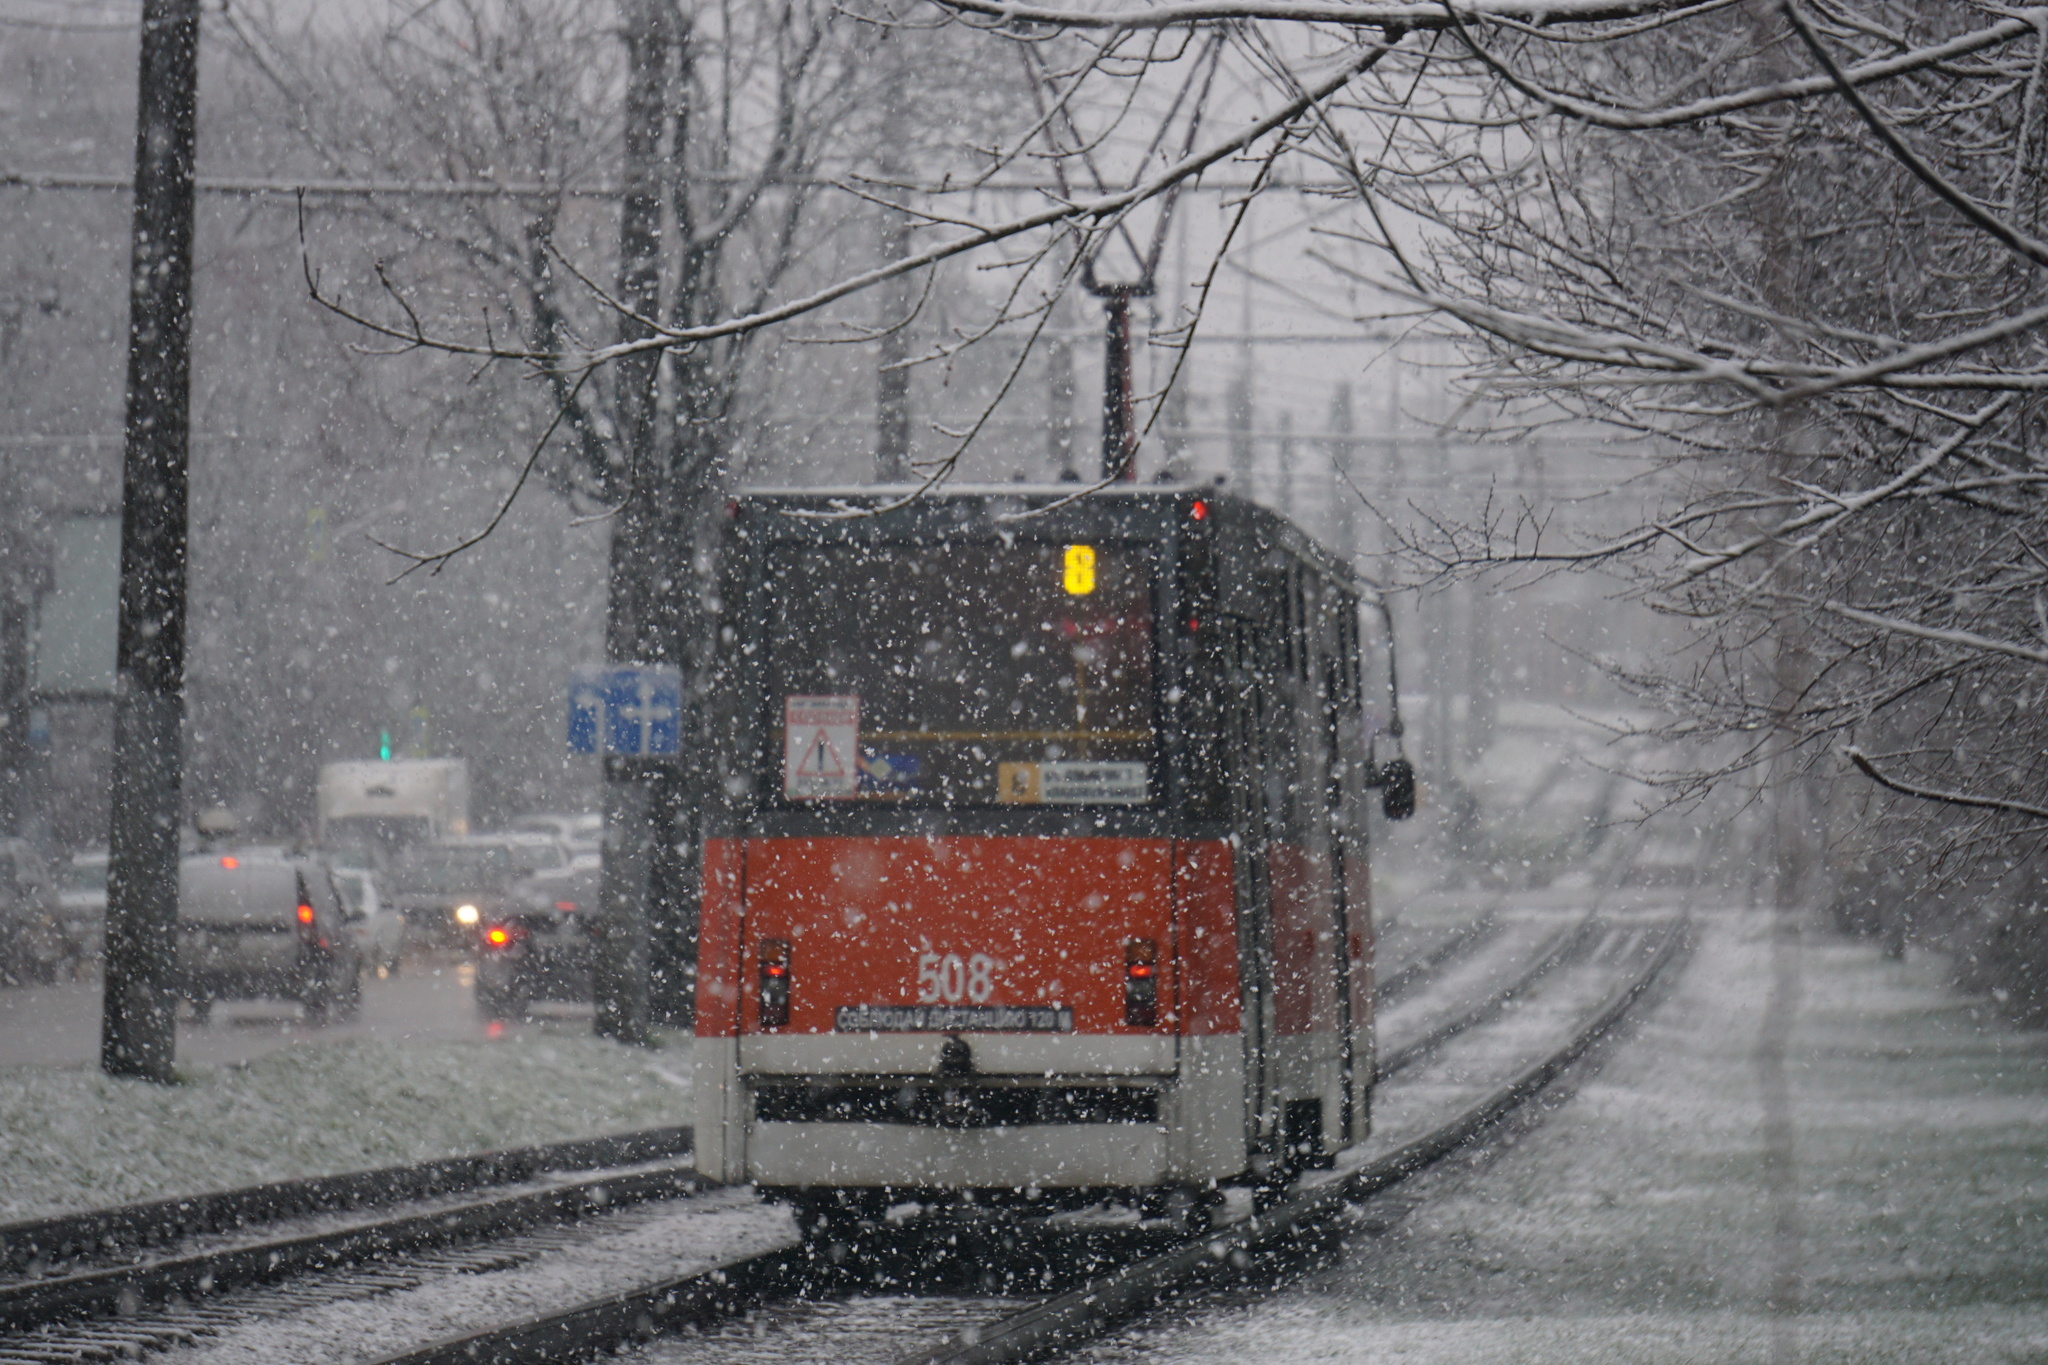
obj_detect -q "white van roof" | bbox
[179,855,323,926]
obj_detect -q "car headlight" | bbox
[454,904,480,925]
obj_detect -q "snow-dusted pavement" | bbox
[0,960,579,1071]
[0,1024,693,1223]
[1067,909,2048,1363]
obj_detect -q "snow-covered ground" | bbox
[0,1029,693,1223]
[154,1186,793,1365]
[1073,909,2048,1363]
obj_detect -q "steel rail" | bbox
[0,1125,692,1277]
[0,1161,710,1335]
[1372,909,1499,1006]
[0,914,1506,1350]
[364,916,1685,1365]
[1374,914,1592,1080]
[906,916,1688,1364]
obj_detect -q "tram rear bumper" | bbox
[746,1120,1171,1189]
[693,1034,1250,1186]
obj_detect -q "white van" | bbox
[317,760,470,867]
[176,853,363,1022]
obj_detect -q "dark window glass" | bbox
[763,541,1156,806]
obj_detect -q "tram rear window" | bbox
[762,541,1155,805]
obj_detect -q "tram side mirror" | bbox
[1369,757,1416,821]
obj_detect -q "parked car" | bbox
[474,863,600,1020]
[331,866,404,974]
[511,812,602,851]
[54,849,109,964]
[0,839,72,985]
[176,852,362,1022]
[471,831,575,878]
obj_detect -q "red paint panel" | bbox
[737,837,1174,1036]
[1270,842,1340,1036]
[1170,839,1240,1036]
[694,838,747,1038]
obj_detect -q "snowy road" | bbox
[1062,909,2048,1364]
[0,960,589,1070]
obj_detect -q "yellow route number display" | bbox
[1063,543,1096,595]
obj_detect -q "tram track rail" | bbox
[0,1126,694,1279]
[1371,910,1499,1007]
[909,916,1686,1365]
[0,912,1483,1292]
[0,1161,707,1335]
[357,914,1686,1365]
[0,910,1625,1364]
[1374,914,1588,1081]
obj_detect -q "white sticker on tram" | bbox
[998,760,1148,804]
[784,695,860,799]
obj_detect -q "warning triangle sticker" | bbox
[796,728,847,777]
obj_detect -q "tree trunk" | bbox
[594,0,671,1047]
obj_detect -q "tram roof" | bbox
[730,483,1360,592]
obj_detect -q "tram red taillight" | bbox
[759,938,793,1029]
[1124,938,1158,1027]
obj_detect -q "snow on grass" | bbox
[0,1030,693,1223]
[1073,909,2048,1363]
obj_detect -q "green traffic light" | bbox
[379,731,392,761]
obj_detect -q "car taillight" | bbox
[297,903,319,947]
[759,938,792,1029]
[1125,938,1158,1027]
[485,925,514,948]
[555,901,578,912]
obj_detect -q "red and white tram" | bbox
[692,486,1410,1229]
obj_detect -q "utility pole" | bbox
[873,50,913,484]
[0,485,45,839]
[1092,285,1147,481]
[874,206,912,483]
[594,0,671,1047]
[1047,337,1076,480]
[1276,410,1296,524]
[103,0,200,1082]
[1225,367,1253,489]
[1327,383,1356,562]
[1157,382,1190,483]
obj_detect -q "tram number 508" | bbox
[917,952,996,1004]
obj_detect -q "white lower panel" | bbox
[1164,1034,1247,1178]
[738,1033,1176,1077]
[747,1121,1169,1189]
[694,1038,747,1183]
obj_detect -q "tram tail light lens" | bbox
[759,938,792,1029]
[1124,938,1158,1027]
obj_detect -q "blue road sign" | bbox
[568,665,682,757]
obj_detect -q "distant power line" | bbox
[2,168,1352,200]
